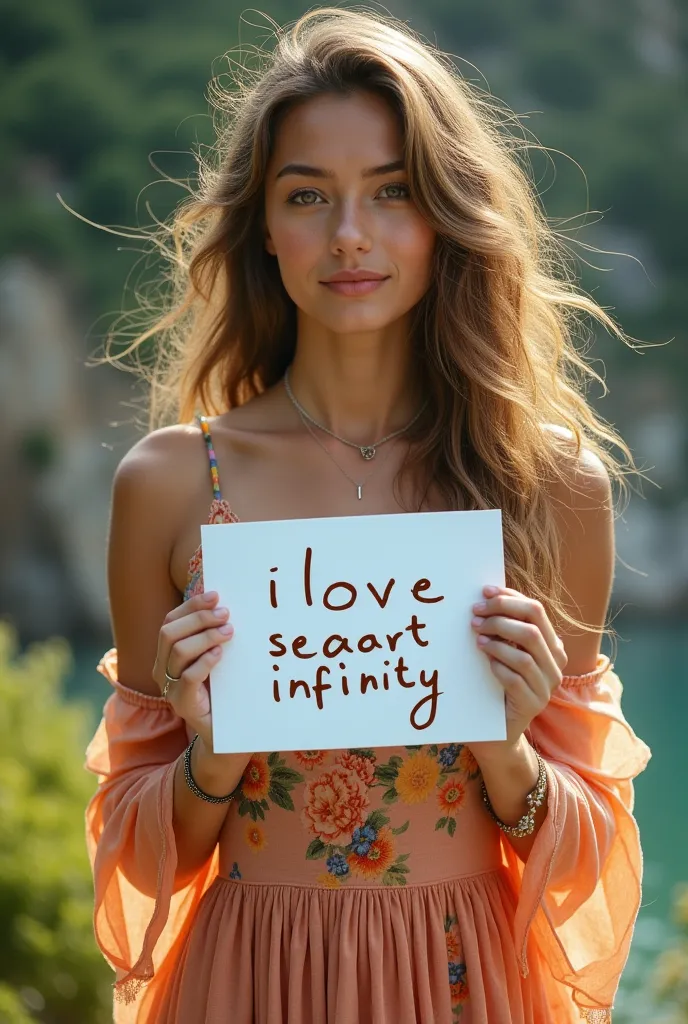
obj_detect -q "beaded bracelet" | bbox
[481,751,548,838]
[183,734,237,805]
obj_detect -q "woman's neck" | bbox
[288,324,424,446]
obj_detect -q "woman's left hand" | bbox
[469,584,569,754]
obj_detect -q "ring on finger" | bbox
[162,666,183,699]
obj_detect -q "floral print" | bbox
[294,750,328,771]
[306,807,411,887]
[237,752,303,821]
[245,823,267,852]
[372,744,480,837]
[301,766,369,842]
[445,914,469,1019]
[394,751,441,803]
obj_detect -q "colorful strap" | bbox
[196,414,222,501]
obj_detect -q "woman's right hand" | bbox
[152,590,233,751]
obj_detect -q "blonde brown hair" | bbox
[80,7,648,639]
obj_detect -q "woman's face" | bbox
[263,90,436,337]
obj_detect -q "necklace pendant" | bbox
[360,446,376,460]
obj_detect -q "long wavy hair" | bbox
[84,6,648,640]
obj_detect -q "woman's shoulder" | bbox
[114,420,210,499]
[110,421,218,556]
[540,422,612,509]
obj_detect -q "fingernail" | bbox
[477,635,489,645]
[218,624,233,635]
[471,616,484,626]
[213,607,229,618]
[204,591,218,601]
[483,586,498,596]
[473,601,487,612]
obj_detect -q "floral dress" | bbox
[84,415,651,1024]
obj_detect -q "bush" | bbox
[0,622,112,1023]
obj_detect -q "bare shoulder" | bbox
[114,421,212,505]
[540,422,612,513]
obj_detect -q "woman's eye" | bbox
[287,189,322,205]
[287,182,411,205]
[379,182,410,199]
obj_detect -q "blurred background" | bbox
[0,0,686,1020]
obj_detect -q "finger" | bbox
[159,606,231,672]
[167,647,223,720]
[473,614,561,682]
[487,656,534,703]
[477,637,550,703]
[474,592,563,665]
[167,621,234,679]
[162,590,220,625]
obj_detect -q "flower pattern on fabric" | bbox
[371,745,480,837]
[237,752,304,821]
[444,914,469,1019]
[294,750,329,772]
[245,823,267,852]
[307,807,411,887]
[301,766,369,842]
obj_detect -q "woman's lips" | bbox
[321,278,390,296]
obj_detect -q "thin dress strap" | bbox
[196,414,222,502]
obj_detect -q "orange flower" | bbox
[245,823,267,852]
[395,753,440,804]
[301,767,369,842]
[437,777,467,817]
[336,752,376,786]
[241,756,271,802]
[458,746,480,776]
[317,872,342,889]
[446,930,462,961]
[294,750,328,771]
[450,977,469,1003]
[349,827,396,879]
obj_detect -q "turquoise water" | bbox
[69,617,686,1021]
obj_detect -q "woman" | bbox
[85,8,651,1023]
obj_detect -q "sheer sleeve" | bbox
[503,654,651,1022]
[84,648,220,1010]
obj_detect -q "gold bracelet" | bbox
[481,751,548,838]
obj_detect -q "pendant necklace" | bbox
[295,409,392,500]
[283,366,427,461]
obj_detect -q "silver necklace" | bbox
[283,366,427,460]
[294,406,396,500]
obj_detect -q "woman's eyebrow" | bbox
[275,159,405,180]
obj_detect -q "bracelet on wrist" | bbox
[481,751,548,838]
[183,734,238,805]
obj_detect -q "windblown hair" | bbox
[92,6,646,639]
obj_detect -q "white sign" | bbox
[201,510,507,754]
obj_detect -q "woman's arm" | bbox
[471,439,615,859]
[107,428,250,886]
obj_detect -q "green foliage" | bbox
[0,623,112,1023]
[0,0,684,374]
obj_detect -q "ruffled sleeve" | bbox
[84,648,220,1011]
[503,654,651,1021]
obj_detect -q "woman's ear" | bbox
[265,233,276,256]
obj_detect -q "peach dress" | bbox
[85,416,651,1024]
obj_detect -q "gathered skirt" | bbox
[152,868,551,1024]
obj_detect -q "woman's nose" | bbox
[329,201,373,254]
